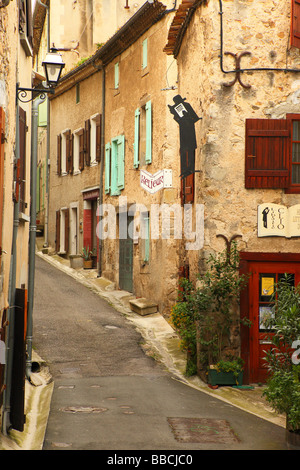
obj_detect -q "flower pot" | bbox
[83,259,93,269]
[286,419,300,450]
[208,369,243,387]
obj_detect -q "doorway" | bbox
[240,254,300,383]
[119,215,133,292]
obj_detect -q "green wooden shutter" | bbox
[105,143,111,194]
[145,100,152,164]
[117,134,125,190]
[111,139,118,195]
[134,108,140,168]
[142,38,148,69]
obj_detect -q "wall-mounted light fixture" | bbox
[17,48,65,103]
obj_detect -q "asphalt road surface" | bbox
[32,256,287,452]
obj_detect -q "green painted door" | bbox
[119,215,133,292]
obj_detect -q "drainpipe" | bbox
[97,66,105,278]
[26,95,46,380]
[1,99,21,435]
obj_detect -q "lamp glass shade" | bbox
[42,52,65,86]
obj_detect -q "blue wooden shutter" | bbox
[145,100,152,164]
[105,143,111,194]
[134,108,140,168]
[117,134,125,190]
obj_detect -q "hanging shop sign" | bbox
[258,203,300,238]
[140,169,172,194]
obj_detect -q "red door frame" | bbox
[239,252,300,384]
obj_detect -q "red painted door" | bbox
[248,262,300,383]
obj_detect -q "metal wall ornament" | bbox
[222,51,252,89]
[216,234,242,265]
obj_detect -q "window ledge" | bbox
[61,171,68,176]
[90,161,98,167]
[19,212,30,223]
[73,169,81,175]
[20,33,33,57]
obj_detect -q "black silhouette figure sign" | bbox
[168,95,200,178]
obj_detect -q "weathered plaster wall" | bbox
[103,14,181,314]
[177,0,300,280]
[49,69,102,251]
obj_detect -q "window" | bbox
[141,212,150,263]
[76,83,80,104]
[19,0,33,56]
[105,135,125,195]
[291,0,300,49]
[114,62,119,90]
[56,208,69,254]
[73,128,84,174]
[134,100,152,168]
[88,114,101,165]
[142,38,148,70]
[245,116,300,193]
[57,129,72,175]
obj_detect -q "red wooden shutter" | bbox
[0,108,5,257]
[84,119,90,166]
[180,173,194,204]
[96,114,101,162]
[55,210,60,252]
[57,134,62,175]
[291,0,300,49]
[245,119,291,189]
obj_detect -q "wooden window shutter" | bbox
[180,173,194,204]
[0,108,5,257]
[134,108,140,168]
[57,134,62,175]
[84,119,90,166]
[96,114,101,162]
[64,210,69,254]
[145,100,152,164]
[55,210,60,252]
[19,107,27,213]
[66,130,73,174]
[79,129,85,171]
[105,143,111,194]
[291,0,300,49]
[245,119,290,189]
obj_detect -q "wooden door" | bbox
[248,261,300,383]
[119,215,133,293]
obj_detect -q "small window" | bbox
[133,100,152,168]
[73,128,84,174]
[114,62,119,90]
[141,212,150,263]
[19,0,33,56]
[291,120,300,184]
[142,38,148,70]
[76,83,80,104]
[58,129,72,176]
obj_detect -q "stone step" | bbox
[129,298,158,316]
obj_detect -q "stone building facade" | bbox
[164,0,300,383]
[0,0,36,433]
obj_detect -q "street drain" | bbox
[167,418,239,444]
[60,406,108,413]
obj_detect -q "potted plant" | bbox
[263,275,300,449]
[81,245,93,269]
[171,242,249,385]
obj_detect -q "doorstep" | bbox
[129,298,158,316]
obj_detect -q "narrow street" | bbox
[32,256,287,451]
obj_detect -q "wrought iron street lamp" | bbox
[16,48,65,103]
